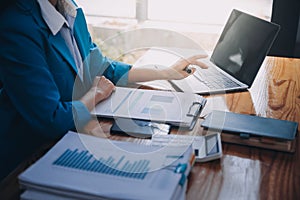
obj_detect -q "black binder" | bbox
[111,118,171,138]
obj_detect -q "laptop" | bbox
[171,9,280,94]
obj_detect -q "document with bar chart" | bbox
[19,131,194,200]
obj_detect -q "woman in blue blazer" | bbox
[0,0,207,180]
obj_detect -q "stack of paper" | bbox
[19,131,195,200]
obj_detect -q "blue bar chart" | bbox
[52,149,150,179]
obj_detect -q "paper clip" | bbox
[186,102,202,117]
[174,163,188,186]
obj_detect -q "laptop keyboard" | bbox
[195,67,241,90]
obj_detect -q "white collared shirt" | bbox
[37,0,83,80]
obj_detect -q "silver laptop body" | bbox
[171,9,280,95]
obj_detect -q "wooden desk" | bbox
[87,56,300,200]
[184,57,300,200]
[1,56,299,200]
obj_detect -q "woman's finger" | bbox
[92,76,101,87]
[189,60,209,69]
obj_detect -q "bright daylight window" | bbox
[76,0,273,61]
[148,0,272,24]
[76,0,136,18]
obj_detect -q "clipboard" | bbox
[91,87,207,130]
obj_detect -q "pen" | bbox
[184,66,193,74]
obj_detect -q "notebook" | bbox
[171,9,280,94]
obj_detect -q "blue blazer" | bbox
[0,0,131,179]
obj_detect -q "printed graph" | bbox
[53,149,150,179]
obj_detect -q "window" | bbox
[76,0,273,59]
[76,0,136,18]
[77,0,272,28]
[148,0,272,24]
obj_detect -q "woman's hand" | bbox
[164,54,208,80]
[128,54,208,83]
[80,76,115,111]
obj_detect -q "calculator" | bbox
[151,133,222,162]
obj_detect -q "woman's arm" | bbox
[128,54,208,83]
[80,76,115,111]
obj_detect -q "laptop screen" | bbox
[210,9,280,87]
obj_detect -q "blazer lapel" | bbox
[29,1,78,74]
[74,8,90,61]
[48,34,78,74]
